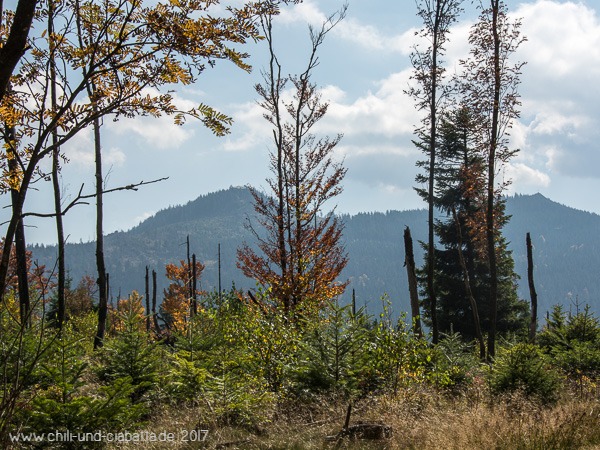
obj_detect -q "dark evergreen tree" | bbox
[420,107,528,341]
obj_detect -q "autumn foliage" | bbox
[237,7,348,315]
[0,238,51,302]
[161,259,205,332]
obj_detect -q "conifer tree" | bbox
[420,107,528,343]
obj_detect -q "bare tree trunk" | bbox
[218,243,222,306]
[258,14,288,312]
[192,253,197,316]
[425,1,443,346]
[51,146,65,331]
[152,269,160,333]
[403,226,422,338]
[186,236,192,314]
[526,232,538,343]
[269,26,287,313]
[92,114,108,350]
[410,0,462,345]
[145,266,150,332]
[13,204,30,327]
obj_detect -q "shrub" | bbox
[430,332,481,390]
[487,343,562,404]
[166,295,277,429]
[97,293,162,403]
[19,325,145,449]
[365,296,431,394]
[292,300,370,396]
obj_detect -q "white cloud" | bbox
[278,0,326,26]
[335,17,418,55]
[517,0,600,78]
[107,89,199,150]
[337,143,418,158]
[110,116,194,150]
[222,71,420,154]
[62,128,93,166]
[528,107,590,137]
[320,84,347,103]
[278,1,418,54]
[323,70,420,138]
[497,1,600,181]
[66,144,126,170]
[221,100,269,152]
[105,147,126,166]
[134,211,154,225]
[506,162,551,192]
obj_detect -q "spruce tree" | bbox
[420,107,528,341]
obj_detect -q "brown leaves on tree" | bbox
[237,6,348,316]
[161,259,205,332]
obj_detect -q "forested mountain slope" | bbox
[30,188,600,316]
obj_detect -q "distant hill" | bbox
[30,187,600,317]
[505,193,600,315]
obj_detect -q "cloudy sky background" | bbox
[17,0,600,245]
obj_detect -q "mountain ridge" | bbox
[30,187,600,316]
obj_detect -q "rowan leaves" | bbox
[0,0,268,196]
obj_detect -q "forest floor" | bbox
[110,385,600,450]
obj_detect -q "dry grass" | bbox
[110,387,600,450]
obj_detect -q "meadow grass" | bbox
[110,385,600,450]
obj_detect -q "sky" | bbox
[11,0,600,245]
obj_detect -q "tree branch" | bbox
[6,177,169,222]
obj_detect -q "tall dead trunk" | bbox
[526,232,538,343]
[410,0,462,345]
[403,226,422,338]
[145,266,151,332]
[217,243,222,306]
[191,253,198,316]
[425,0,444,346]
[51,147,65,331]
[152,269,160,333]
[92,113,108,350]
[13,204,30,328]
[186,236,194,317]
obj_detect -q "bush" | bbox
[292,300,370,396]
[430,332,481,390]
[97,293,163,403]
[19,326,145,449]
[166,296,277,429]
[487,343,562,404]
[366,297,431,393]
